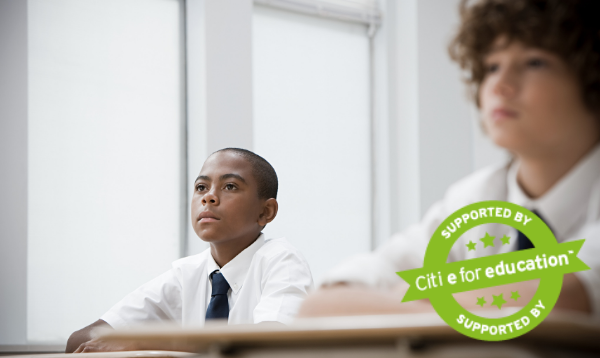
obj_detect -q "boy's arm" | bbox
[101,267,183,327]
[67,267,184,353]
[253,249,313,324]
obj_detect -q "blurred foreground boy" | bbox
[300,0,600,317]
[67,148,313,352]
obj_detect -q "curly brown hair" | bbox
[449,0,600,115]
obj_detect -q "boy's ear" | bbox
[258,198,278,226]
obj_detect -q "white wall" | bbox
[27,0,185,342]
[253,5,371,283]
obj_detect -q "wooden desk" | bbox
[5,312,600,358]
[2,352,195,358]
[99,312,600,357]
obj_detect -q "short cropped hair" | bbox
[213,148,278,200]
[448,0,600,115]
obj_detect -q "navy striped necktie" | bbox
[517,210,551,250]
[206,270,230,320]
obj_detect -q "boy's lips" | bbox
[198,211,220,223]
[491,107,519,121]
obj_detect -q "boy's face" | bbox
[191,151,268,245]
[479,38,599,157]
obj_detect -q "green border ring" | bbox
[425,200,561,341]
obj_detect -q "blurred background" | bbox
[0,0,506,347]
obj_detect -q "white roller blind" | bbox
[254,0,381,25]
[27,0,185,342]
[253,5,371,283]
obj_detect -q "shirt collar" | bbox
[507,143,600,239]
[206,253,221,280]
[206,233,266,294]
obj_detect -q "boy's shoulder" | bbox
[254,237,305,261]
[443,161,511,208]
[171,248,211,270]
[252,237,312,276]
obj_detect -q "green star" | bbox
[476,297,486,307]
[491,293,507,310]
[500,235,511,245]
[466,240,477,251]
[480,232,495,248]
[510,291,521,302]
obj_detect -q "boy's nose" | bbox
[492,68,518,99]
[202,191,219,205]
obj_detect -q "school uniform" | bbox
[101,234,313,327]
[321,144,600,314]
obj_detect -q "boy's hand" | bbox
[73,338,138,353]
[66,319,111,353]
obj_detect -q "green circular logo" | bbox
[397,200,589,341]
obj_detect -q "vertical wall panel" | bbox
[0,0,29,345]
[416,0,472,215]
[185,0,254,256]
[382,0,508,236]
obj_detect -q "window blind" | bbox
[254,0,381,26]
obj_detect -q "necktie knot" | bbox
[517,209,552,250]
[210,271,230,296]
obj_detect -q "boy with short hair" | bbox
[67,148,313,352]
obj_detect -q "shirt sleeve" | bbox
[252,248,314,325]
[319,200,447,289]
[571,221,600,316]
[318,165,505,290]
[100,267,183,329]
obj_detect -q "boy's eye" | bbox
[224,183,236,190]
[485,63,499,74]
[526,58,546,68]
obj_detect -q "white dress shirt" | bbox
[321,144,600,314]
[101,234,314,327]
